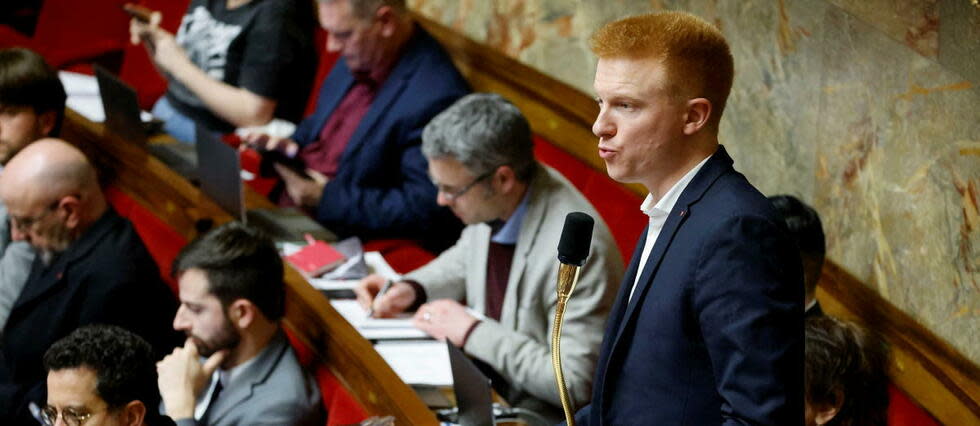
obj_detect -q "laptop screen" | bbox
[446,341,495,426]
[94,65,145,144]
[195,126,245,223]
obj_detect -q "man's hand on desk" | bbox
[414,300,478,347]
[276,164,327,208]
[239,132,300,157]
[355,274,416,318]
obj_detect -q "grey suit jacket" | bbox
[175,331,323,426]
[406,164,623,422]
[0,201,34,331]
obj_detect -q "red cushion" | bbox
[105,186,186,293]
[533,136,645,263]
[887,384,939,425]
[363,239,437,274]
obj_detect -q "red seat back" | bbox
[284,327,369,426]
[887,384,940,425]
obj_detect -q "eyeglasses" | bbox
[433,171,493,201]
[40,405,94,426]
[9,200,60,233]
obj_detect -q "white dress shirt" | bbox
[629,155,712,301]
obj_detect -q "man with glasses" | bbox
[43,325,177,426]
[355,94,623,423]
[0,47,67,335]
[0,139,180,424]
[240,0,469,252]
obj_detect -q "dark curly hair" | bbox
[805,316,890,426]
[43,325,160,410]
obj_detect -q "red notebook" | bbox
[285,239,346,277]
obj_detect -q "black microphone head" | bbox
[558,212,594,266]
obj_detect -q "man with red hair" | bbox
[574,11,803,425]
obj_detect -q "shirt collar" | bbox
[640,154,713,219]
[490,188,532,245]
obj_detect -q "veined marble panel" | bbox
[408,0,980,362]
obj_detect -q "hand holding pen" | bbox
[354,274,417,318]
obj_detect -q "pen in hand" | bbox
[367,279,393,318]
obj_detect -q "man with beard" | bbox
[159,222,322,426]
[0,47,67,332]
[0,139,180,423]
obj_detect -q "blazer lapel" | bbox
[607,146,735,354]
[207,331,289,423]
[498,173,548,329]
[10,210,119,311]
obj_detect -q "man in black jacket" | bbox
[0,138,180,423]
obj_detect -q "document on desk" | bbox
[374,340,453,386]
[58,71,156,123]
[330,299,429,340]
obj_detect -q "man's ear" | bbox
[814,391,844,425]
[121,400,146,426]
[376,6,397,37]
[38,110,58,137]
[227,299,256,329]
[682,98,712,135]
[59,195,82,229]
[493,165,518,194]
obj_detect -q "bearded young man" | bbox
[160,222,322,426]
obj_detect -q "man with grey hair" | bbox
[0,139,180,424]
[356,93,623,422]
[241,0,469,252]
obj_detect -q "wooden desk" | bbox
[60,109,439,425]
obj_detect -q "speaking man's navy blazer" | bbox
[574,146,804,425]
[292,26,469,252]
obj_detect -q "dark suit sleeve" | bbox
[313,132,439,239]
[693,214,804,426]
[571,404,592,425]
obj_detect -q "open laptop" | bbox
[446,341,495,426]
[195,126,337,242]
[94,65,198,179]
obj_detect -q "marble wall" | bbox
[408,0,980,362]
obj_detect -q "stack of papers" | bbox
[330,300,428,340]
[58,71,153,123]
[374,341,452,386]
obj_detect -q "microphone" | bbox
[557,212,594,299]
[552,212,594,426]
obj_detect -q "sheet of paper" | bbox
[374,341,452,386]
[58,71,155,123]
[330,300,428,339]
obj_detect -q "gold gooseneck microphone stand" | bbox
[552,262,582,426]
[552,212,593,426]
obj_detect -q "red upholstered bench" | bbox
[284,327,370,426]
[887,384,940,425]
[0,0,131,73]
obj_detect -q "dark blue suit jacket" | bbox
[573,146,804,425]
[292,26,468,252]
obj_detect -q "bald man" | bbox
[0,139,181,424]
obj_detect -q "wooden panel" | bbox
[61,110,438,425]
[415,15,980,424]
[818,263,980,425]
